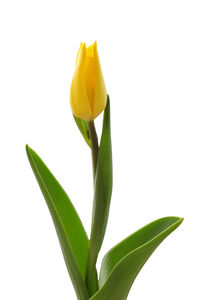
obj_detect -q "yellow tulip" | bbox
[70,41,107,121]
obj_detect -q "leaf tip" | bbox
[26,144,29,153]
[26,144,33,161]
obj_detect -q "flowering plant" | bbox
[26,42,182,300]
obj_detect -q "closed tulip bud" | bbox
[70,41,107,121]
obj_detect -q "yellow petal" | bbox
[92,41,107,119]
[70,43,92,121]
[85,43,96,111]
[76,42,83,63]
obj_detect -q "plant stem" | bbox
[86,245,98,296]
[88,121,99,182]
[86,120,99,296]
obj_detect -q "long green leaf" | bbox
[90,217,183,300]
[91,97,113,254]
[86,97,113,295]
[26,145,89,300]
[73,115,91,147]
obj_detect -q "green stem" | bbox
[88,121,99,182]
[86,120,99,296]
[86,244,98,297]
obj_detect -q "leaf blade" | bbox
[90,217,183,300]
[86,97,113,294]
[73,115,91,147]
[91,96,113,259]
[26,145,89,300]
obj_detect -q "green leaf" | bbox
[26,145,89,300]
[73,115,91,147]
[90,216,183,300]
[86,96,113,294]
[91,96,113,256]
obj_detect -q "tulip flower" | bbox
[70,41,107,121]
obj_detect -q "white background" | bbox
[0,0,200,299]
